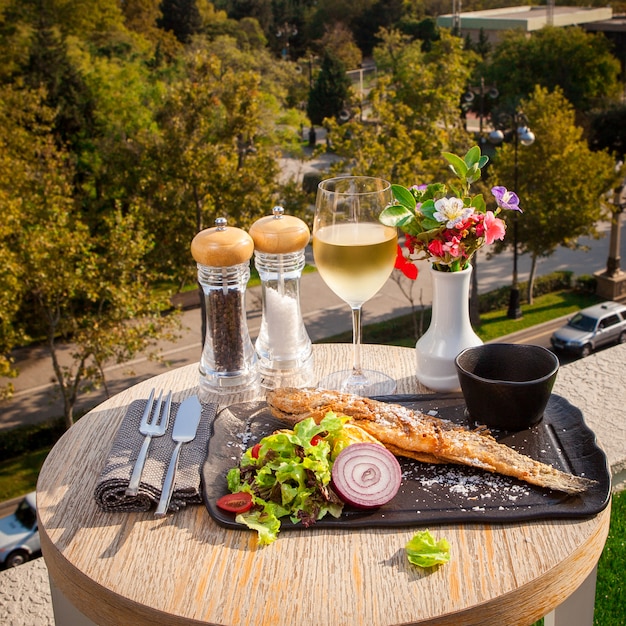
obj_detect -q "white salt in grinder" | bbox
[249,206,314,389]
[191,217,258,397]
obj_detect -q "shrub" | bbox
[0,419,65,461]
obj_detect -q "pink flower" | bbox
[428,239,445,258]
[483,211,506,245]
[443,235,463,258]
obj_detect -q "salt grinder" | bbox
[249,206,314,389]
[191,217,258,395]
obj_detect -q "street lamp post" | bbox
[489,113,535,319]
[276,23,297,61]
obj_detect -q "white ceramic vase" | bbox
[415,265,483,392]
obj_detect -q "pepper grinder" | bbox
[249,206,314,389]
[191,217,258,396]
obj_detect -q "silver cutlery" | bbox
[155,395,202,517]
[126,388,172,497]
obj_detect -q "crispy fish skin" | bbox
[266,387,596,495]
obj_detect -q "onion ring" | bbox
[331,443,402,508]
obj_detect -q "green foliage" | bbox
[307,51,352,125]
[594,490,626,626]
[158,0,203,43]
[325,29,476,181]
[588,103,626,160]
[0,420,65,462]
[484,26,621,113]
[477,272,575,313]
[490,87,616,265]
[0,449,50,502]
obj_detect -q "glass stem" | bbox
[351,305,363,376]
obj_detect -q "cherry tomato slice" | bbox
[251,443,262,459]
[310,434,323,446]
[216,492,253,514]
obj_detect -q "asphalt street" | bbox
[2,210,624,431]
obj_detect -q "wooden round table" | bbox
[37,344,610,626]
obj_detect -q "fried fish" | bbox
[266,387,596,495]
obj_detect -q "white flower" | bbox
[433,197,475,229]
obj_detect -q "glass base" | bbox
[317,369,397,397]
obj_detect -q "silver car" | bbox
[0,492,40,568]
[550,301,626,358]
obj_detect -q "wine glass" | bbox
[312,176,398,395]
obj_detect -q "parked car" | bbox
[0,492,40,568]
[550,301,626,358]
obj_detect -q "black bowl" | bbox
[455,343,559,430]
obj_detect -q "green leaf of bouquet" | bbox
[391,184,416,209]
[442,152,468,180]
[478,155,489,168]
[380,204,414,225]
[465,163,482,184]
[464,145,481,167]
[472,194,486,212]
[422,217,442,231]
[422,183,446,201]
[420,198,435,215]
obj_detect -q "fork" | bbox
[125,388,172,497]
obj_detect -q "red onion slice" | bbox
[331,443,402,508]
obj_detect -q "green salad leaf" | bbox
[225,412,348,545]
[406,530,451,568]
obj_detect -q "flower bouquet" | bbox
[379,145,520,278]
[379,145,521,392]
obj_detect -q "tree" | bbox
[324,29,475,181]
[158,0,203,42]
[352,0,404,55]
[315,22,362,70]
[489,86,616,302]
[484,26,621,114]
[589,104,626,160]
[307,51,352,125]
[141,43,281,288]
[0,85,178,426]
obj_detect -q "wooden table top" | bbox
[36,344,611,626]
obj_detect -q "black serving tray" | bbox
[202,394,611,531]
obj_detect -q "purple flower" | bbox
[491,186,522,212]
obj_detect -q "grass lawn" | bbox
[0,448,49,501]
[317,289,602,346]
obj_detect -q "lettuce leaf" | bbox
[224,413,349,545]
[406,530,451,568]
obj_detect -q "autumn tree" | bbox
[489,86,616,302]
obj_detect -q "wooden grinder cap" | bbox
[191,217,254,267]
[249,206,310,254]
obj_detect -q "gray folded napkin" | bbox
[94,395,217,513]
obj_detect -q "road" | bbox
[1,207,624,430]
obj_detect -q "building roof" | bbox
[437,5,613,33]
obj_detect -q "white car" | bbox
[0,492,40,568]
[550,301,626,358]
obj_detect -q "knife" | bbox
[155,395,202,517]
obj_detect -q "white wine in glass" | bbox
[313,176,398,395]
